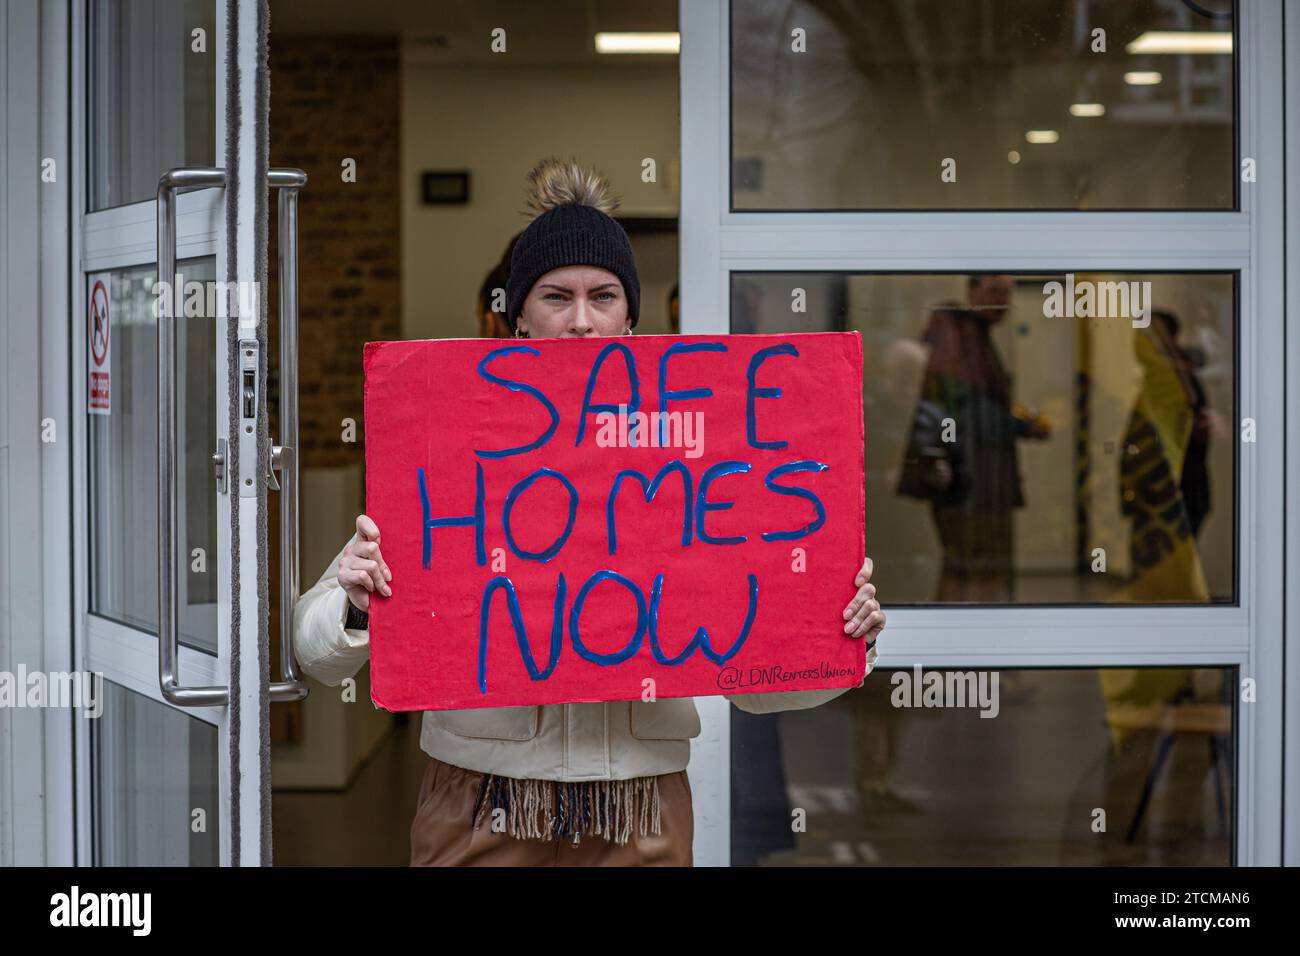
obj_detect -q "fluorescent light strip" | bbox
[595,32,680,54]
[1025,130,1059,144]
[1125,31,1232,54]
[1124,71,1163,86]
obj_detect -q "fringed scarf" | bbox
[471,774,662,846]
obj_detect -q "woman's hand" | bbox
[338,514,391,611]
[842,557,885,642]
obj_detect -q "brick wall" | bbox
[268,37,400,741]
[269,36,400,469]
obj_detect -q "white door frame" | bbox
[1,0,77,867]
[680,0,1286,867]
[38,0,76,869]
[62,0,269,866]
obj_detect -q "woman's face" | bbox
[517,265,631,338]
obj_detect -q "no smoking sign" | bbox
[88,277,111,414]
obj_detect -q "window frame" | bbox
[679,0,1286,868]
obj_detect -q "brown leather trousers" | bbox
[409,756,694,866]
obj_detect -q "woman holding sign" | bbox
[293,159,885,866]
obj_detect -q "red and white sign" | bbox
[363,332,867,712]
[88,277,111,414]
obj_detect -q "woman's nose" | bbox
[567,300,595,336]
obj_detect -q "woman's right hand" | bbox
[338,514,391,611]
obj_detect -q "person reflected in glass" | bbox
[1158,310,1220,540]
[902,274,1049,603]
[1117,308,1214,603]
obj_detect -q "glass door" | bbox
[72,0,302,866]
[680,0,1285,866]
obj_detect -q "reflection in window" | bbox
[88,0,217,211]
[732,667,1234,865]
[732,272,1235,605]
[88,259,219,651]
[731,0,1235,209]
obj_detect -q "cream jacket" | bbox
[293,538,878,781]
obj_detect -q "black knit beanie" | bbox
[506,159,641,328]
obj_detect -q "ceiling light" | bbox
[595,32,680,54]
[1025,130,1060,144]
[1126,31,1233,54]
[1069,103,1106,117]
[1124,71,1163,86]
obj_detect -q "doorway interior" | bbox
[262,0,681,866]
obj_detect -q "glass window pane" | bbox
[88,259,219,652]
[94,682,219,865]
[731,0,1235,210]
[732,667,1234,865]
[732,272,1235,605]
[88,0,217,211]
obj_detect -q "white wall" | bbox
[401,59,681,342]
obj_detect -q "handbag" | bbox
[896,399,964,502]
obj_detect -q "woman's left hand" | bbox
[842,557,885,641]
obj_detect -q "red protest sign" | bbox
[363,332,865,712]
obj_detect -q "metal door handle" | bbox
[157,167,229,707]
[156,167,310,706]
[269,169,309,701]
